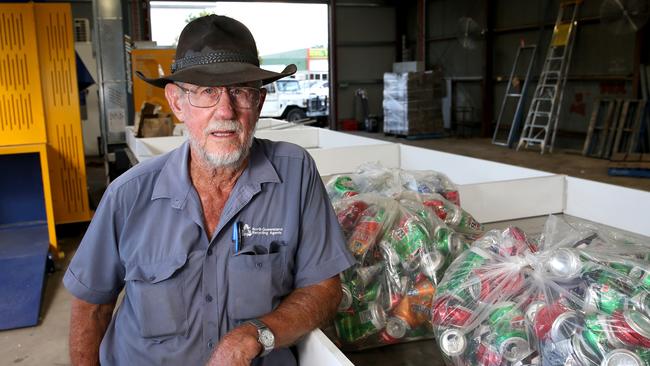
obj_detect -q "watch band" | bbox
[248,319,274,357]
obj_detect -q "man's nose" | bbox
[212,90,236,120]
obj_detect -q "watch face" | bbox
[260,329,275,347]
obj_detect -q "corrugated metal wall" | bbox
[418,0,639,147]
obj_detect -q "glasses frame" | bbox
[175,83,262,110]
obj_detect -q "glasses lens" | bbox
[230,87,261,109]
[186,86,261,109]
[188,87,219,108]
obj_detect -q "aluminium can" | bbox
[546,248,583,281]
[570,332,600,366]
[439,328,467,357]
[496,335,530,363]
[550,310,583,342]
[629,265,650,289]
[339,284,353,311]
[385,316,410,339]
[601,349,645,366]
[420,249,445,279]
[525,301,546,324]
[630,290,650,315]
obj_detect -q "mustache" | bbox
[203,120,241,135]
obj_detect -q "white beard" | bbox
[190,120,256,169]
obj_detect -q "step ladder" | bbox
[517,0,582,153]
[492,43,537,147]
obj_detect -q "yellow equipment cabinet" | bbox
[0,5,47,146]
[34,3,92,224]
[131,48,178,122]
[0,3,92,242]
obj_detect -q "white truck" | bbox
[260,79,309,122]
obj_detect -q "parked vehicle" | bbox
[260,79,309,122]
[306,81,329,120]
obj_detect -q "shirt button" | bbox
[206,294,213,302]
[208,340,214,349]
[256,262,263,268]
[148,275,156,281]
[207,248,213,256]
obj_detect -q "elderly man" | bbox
[64,15,354,366]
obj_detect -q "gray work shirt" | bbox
[63,138,355,366]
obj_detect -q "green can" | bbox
[608,261,633,276]
[449,206,483,234]
[390,217,429,265]
[582,313,616,357]
[584,283,626,315]
[488,301,521,327]
[333,176,358,197]
[635,348,650,365]
[334,301,386,344]
[629,264,650,289]
[433,227,453,255]
[358,281,381,304]
[454,249,489,276]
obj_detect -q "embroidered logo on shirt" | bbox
[241,224,284,237]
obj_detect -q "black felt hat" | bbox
[136,15,296,88]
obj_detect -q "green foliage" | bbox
[185,10,214,24]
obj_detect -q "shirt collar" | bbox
[151,139,281,209]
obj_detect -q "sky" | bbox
[149,2,329,56]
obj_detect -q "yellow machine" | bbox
[131,48,179,122]
[0,3,92,247]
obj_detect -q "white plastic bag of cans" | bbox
[432,215,650,366]
[330,190,483,350]
[325,162,461,206]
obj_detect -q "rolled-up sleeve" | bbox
[63,187,125,304]
[293,154,355,288]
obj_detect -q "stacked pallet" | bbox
[382,71,444,137]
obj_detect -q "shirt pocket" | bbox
[227,240,287,321]
[124,254,188,340]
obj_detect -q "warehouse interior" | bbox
[1,0,650,365]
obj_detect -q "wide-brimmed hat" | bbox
[136,15,296,88]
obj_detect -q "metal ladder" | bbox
[492,43,537,147]
[517,0,582,153]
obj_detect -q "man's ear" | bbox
[164,83,185,121]
[256,87,267,115]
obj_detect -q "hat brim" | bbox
[136,63,297,88]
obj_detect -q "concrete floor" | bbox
[347,132,650,192]
[2,133,649,366]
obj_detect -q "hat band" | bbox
[171,50,259,73]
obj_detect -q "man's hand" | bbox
[206,323,261,366]
[69,297,116,366]
[206,276,342,365]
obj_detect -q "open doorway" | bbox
[149,1,330,124]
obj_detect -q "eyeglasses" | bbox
[175,84,262,109]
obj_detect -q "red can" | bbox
[378,329,400,344]
[442,190,460,206]
[498,227,537,256]
[336,201,369,233]
[469,269,525,302]
[422,198,448,221]
[475,342,502,366]
[347,207,384,258]
[431,295,473,327]
[611,310,650,348]
[533,300,569,340]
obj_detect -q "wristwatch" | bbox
[248,319,275,357]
